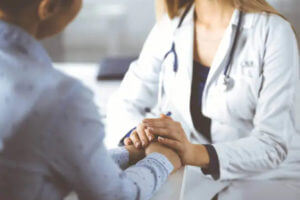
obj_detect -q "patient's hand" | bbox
[124,123,155,148]
[125,145,145,165]
[146,142,182,173]
[124,114,172,149]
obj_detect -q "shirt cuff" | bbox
[109,147,130,170]
[139,153,174,175]
[201,144,220,180]
[125,152,174,199]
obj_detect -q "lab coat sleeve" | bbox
[106,16,173,144]
[47,83,173,200]
[212,16,299,180]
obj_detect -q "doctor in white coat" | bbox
[107,0,300,181]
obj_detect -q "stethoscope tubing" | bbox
[163,4,244,87]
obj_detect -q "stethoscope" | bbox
[163,4,244,91]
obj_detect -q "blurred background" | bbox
[43,0,299,62]
[43,0,157,62]
[48,0,300,149]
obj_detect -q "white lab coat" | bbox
[107,5,300,181]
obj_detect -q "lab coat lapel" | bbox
[174,5,195,81]
[204,10,241,89]
[172,5,196,135]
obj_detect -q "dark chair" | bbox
[97,56,137,80]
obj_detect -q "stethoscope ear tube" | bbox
[223,10,244,76]
[163,3,194,73]
[223,10,244,91]
[164,43,178,73]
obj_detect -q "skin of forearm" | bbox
[187,144,210,168]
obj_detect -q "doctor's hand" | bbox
[124,123,155,149]
[146,142,182,173]
[143,115,210,167]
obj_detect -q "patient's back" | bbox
[0,56,104,199]
[0,34,107,198]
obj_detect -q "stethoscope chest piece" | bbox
[222,75,235,91]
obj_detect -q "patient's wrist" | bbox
[125,145,145,165]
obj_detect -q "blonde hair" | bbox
[161,0,284,19]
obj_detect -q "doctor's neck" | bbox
[194,0,235,29]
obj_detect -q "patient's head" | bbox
[0,0,82,39]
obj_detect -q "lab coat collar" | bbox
[0,20,52,66]
[230,9,254,29]
[174,4,255,81]
[172,3,254,128]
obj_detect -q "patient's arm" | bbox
[108,146,145,170]
[46,83,175,200]
[108,147,130,170]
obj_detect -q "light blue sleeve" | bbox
[47,82,173,200]
[108,147,130,170]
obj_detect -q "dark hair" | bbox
[0,0,40,13]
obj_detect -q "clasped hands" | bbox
[125,114,209,172]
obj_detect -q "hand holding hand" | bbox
[143,115,210,167]
[124,123,155,148]
[146,142,182,172]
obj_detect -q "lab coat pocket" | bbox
[206,82,229,123]
[225,74,262,120]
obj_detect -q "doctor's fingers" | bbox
[143,119,173,128]
[148,127,181,141]
[145,128,155,142]
[130,131,142,149]
[158,137,183,152]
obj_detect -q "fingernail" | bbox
[142,141,146,146]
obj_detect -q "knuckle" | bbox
[175,121,181,127]
[137,123,144,130]
[130,133,137,140]
[166,123,172,129]
[130,136,135,142]
[131,131,137,137]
